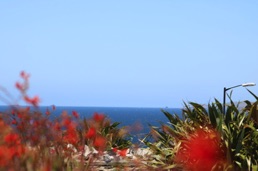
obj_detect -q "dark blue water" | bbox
[0,106,182,137]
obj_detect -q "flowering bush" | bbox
[0,118,25,167]
[145,96,258,170]
[0,71,134,170]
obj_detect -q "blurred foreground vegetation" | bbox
[0,72,257,170]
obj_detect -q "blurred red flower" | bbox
[93,136,106,151]
[4,133,20,146]
[118,148,128,157]
[45,109,50,116]
[112,147,118,153]
[63,125,78,145]
[72,111,79,118]
[20,71,29,80]
[175,128,226,171]
[15,82,24,91]
[0,131,25,166]
[112,148,128,157]
[0,146,12,166]
[63,118,72,127]
[93,112,105,122]
[53,122,61,131]
[85,127,96,139]
[11,119,17,125]
[24,95,40,106]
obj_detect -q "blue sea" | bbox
[0,106,182,139]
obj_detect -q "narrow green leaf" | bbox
[246,89,258,100]
[110,122,120,128]
[215,98,223,113]
[235,129,245,155]
[162,110,175,124]
[208,103,217,128]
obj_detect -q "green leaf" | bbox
[235,129,245,155]
[189,102,208,115]
[110,122,120,128]
[246,89,258,100]
[248,101,258,123]
[215,98,223,113]
[208,103,217,128]
[162,110,176,124]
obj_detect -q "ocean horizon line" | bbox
[0,104,181,110]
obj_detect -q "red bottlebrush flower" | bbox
[93,112,105,122]
[112,147,118,153]
[85,127,96,139]
[175,129,226,171]
[10,145,25,158]
[17,112,23,119]
[11,109,15,115]
[24,95,40,106]
[118,149,128,157]
[93,136,106,151]
[63,118,72,127]
[63,125,78,145]
[4,133,20,146]
[25,106,30,111]
[11,120,17,125]
[15,82,24,91]
[33,121,40,128]
[112,148,128,157]
[20,71,29,80]
[31,135,39,144]
[45,109,50,116]
[0,146,12,166]
[53,122,61,131]
[72,111,79,118]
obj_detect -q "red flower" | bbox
[112,147,118,153]
[85,127,96,139]
[20,71,29,80]
[175,129,226,171]
[33,121,40,128]
[0,146,12,166]
[112,148,128,157]
[93,112,105,122]
[11,120,17,125]
[53,122,61,131]
[93,136,106,151]
[45,109,50,116]
[24,95,40,106]
[4,133,20,146]
[17,112,23,119]
[72,111,79,118]
[63,124,78,145]
[63,118,72,127]
[9,146,25,158]
[118,149,128,157]
[25,106,30,111]
[15,82,24,91]
[11,109,16,115]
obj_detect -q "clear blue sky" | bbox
[0,1,258,108]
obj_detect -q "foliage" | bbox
[144,90,258,170]
[1,71,258,170]
[0,71,134,170]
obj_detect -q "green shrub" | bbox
[144,90,258,170]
